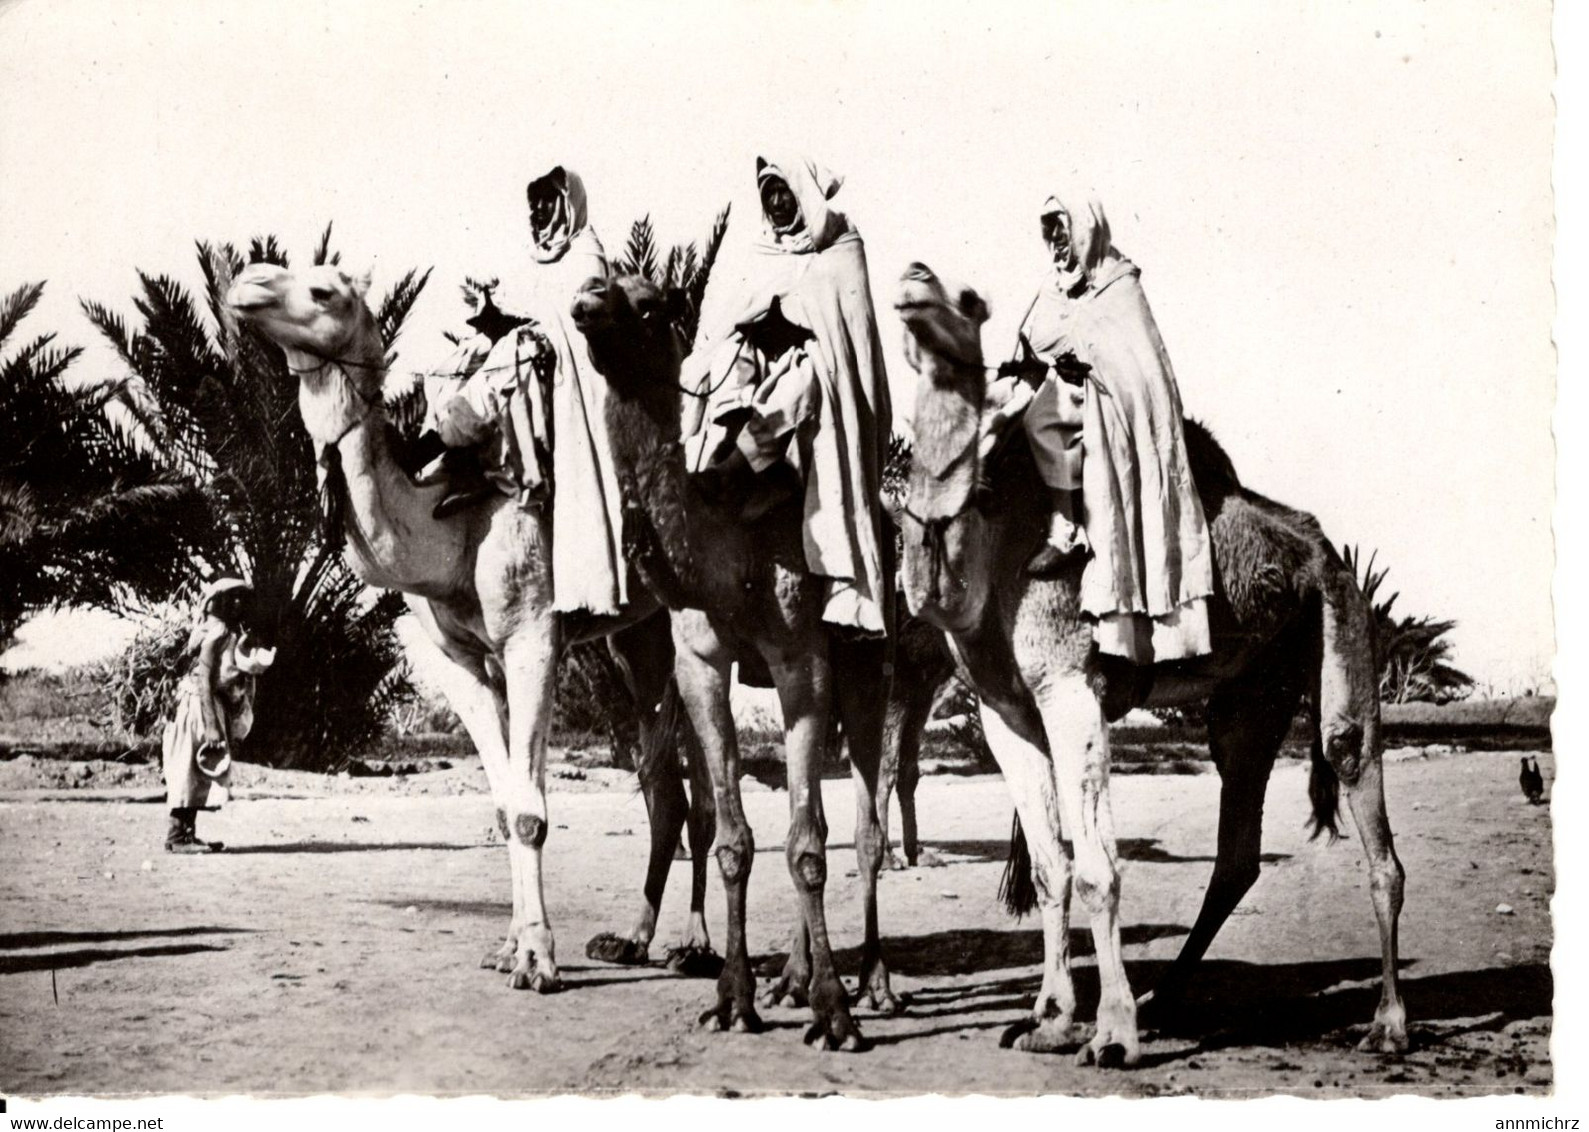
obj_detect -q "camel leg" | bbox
[585,617,691,968]
[978,698,1090,1054]
[763,918,813,1008]
[767,643,864,1051]
[1340,755,1407,1052]
[499,621,562,993]
[834,634,901,1014]
[673,612,762,1033]
[406,598,518,971]
[882,668,937,868]
[1033,675,1138,1067]
[669,722,721,977]
[1322,577,1408,1053]
[1139,680,1294,1019]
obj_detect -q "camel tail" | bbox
[634,675,684,788]
[998,811,1039,919]
[1307,715,1342,842]
[1307,557,1380,842]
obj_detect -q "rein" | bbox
[287,351,385,554]
[900,340,996,605]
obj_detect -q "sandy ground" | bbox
[0,748,1553,1098]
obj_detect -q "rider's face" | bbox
[1041,210,1074,268]
[761,177,799,231]
[528,185,560,233]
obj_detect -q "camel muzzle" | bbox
[226,264,290,313]
[570,277,614,329]
[225,282,279,313]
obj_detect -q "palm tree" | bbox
[1342,544,1474,704]
[0,281,207,653]
[608,206,731,348]
[80,227,431,768]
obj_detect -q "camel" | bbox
[224,261,720,992]
[893,263,1407,1066]
[570,272,901,1051]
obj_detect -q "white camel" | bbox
[225,261,695,993]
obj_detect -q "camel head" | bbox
[569,274,685,398]
[226,263,383,374]
[895,262,990,376]
[894,263,999,633]
[226,263,386,446]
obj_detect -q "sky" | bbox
[0,0,1560,691]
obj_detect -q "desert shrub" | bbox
[0,665,116,733]
[386,688,464,738]
[551,639,639,766]
[100,612,189,737]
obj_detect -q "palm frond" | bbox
[0,282,46,353]
[377,267,432,355]
[248,235,288,267]
[0,479,38,546]
[620,216,661,283]
[312,223,336,267]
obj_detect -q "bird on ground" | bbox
[1520,756,1545,805]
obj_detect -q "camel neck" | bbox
[291,351,470,597]
[911,348,986,480]
[604,382,743,613]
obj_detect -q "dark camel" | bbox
[571,272,898,1050]
[894,263,1407,1065]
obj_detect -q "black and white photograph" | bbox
[0,0,1571,1114]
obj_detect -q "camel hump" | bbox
[1184,417,1239,497]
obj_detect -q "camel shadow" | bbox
[881,956,1551,1054]
[0,942,231,974]
[757,924,1189,981]
[915,838,1289,866]
[225,841,487,855]
[1163,959,1553,1049]
[372,897,508,918]
[0,926,253,949]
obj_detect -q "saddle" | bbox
[692,296,816,523]
[415,320,554,520]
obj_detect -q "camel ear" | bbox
[958,288,990,323]
[665,287,689,322]
[756,157,768,177]
[350,268,373,299]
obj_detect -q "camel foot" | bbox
[803,977,867,1052]
[886,847,942,870]
[1075,1038,1138,1069]
[761,977,809,1010]
[1075,1002,1140,1068]
[482,938,517,971]
[585,932,650,966]
[506,955,562,994]
[854,960,904,1015]
[1000,1016,1093,1054]
[854,981,903,1015]
[1357,1015,1410,1055]
[697,999,763,1034]
[803,1006,867,1052]
[664,943,724,979]
[760,964,812,1010]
